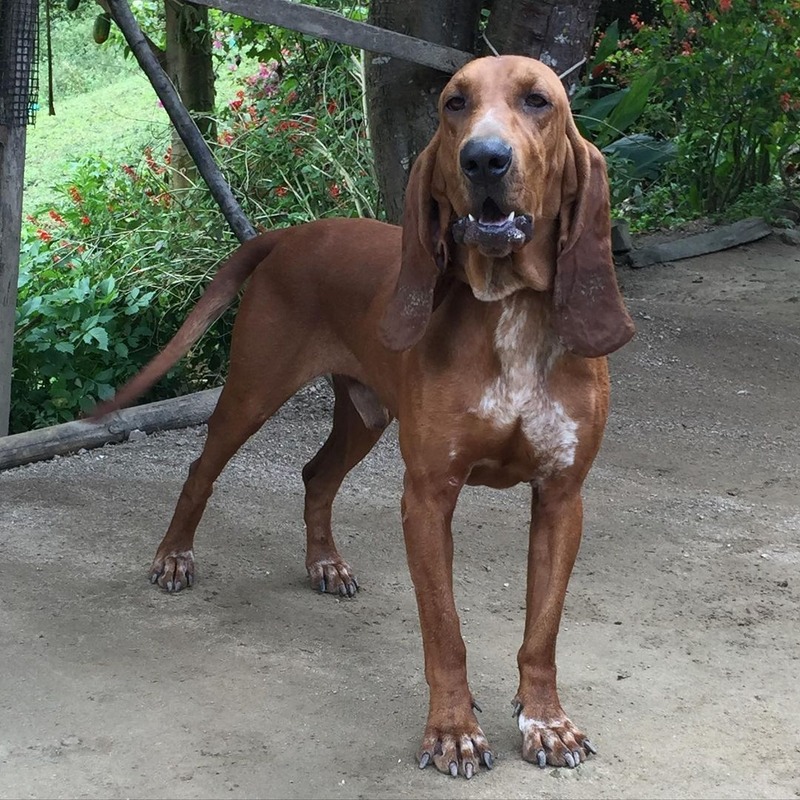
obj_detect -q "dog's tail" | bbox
[91,231,281,419]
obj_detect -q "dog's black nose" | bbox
[460,137,513,185]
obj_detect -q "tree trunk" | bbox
[164,0,215,188]
[483,0,600,92]
[365,0,483,223]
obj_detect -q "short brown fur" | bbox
[95,56,634,778]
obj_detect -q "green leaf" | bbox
[84,326,109,350]
[603,69,657,146]
[589,20,619,74]
[54,342,75,354]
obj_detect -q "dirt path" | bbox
[1,236,799,800]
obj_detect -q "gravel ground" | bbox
[1,235,799,799]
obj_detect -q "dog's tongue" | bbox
[451,211,533,257]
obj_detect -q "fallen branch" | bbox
[0,388,221,471]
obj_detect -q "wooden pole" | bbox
[0,0,37,437]
[0,387,221,471]
[0,124,25,437]
[193,0,472,73]
[104,0,256,244]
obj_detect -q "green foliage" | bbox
[45,1,138,98]
[618,0,800,217]
[14,152,237,433]
[14,33,375,433]
[215,49,378,224]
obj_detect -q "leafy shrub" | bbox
[14,152,236,433]
[621,0,800,216]
[13,39,373,434]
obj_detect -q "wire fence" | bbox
[0,0,39,126]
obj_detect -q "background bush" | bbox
[14,27,372,434]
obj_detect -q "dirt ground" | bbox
[1,235,799,800]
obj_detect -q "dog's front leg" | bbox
[514,480,596,768]
[401,470,494,779]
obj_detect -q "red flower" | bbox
[629,13,644,31]
[779,92,792,112]
[673,0,690,12]
[328,183,341,199]
[275,119,301,133]
[80,215,91,226]
[164,146,172,165]
[327,99,338,114]
[37,229,52,242]
[681,41,693,56]
[719,0,732,12]
[68,186,83,204]
[229,98,243,112]
[48,209,65,225]
[275,186,289,197]
[122,164,139,182]
[218,131,235,145]
[286,90,298,104]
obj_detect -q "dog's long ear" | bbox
[380,136,450,351]
[553,122,635,357]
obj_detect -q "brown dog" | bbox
[96,56,634,778]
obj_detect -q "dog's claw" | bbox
[319,579,326,593]
[472,699,482,713]
[583,739,597,755]
[449,761,458,777]
[419,752,431,769]
[512,700,522,718]
[149,573,158,584]
[537,749,547,768]
[465,762,474,780]
[483,751,494,770]
[572,748,582,765]
[564,751,576,768]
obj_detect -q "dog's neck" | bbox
[450,217,558,302]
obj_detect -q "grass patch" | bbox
[25,72,171,213]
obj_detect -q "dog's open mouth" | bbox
[451,199,533,258]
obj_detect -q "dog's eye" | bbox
[524,93,549,109]
[445,95,466,112]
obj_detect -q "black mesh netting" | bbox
[0,0,39,126]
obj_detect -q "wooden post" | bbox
[0,125,25,437]
[0,0,37,437]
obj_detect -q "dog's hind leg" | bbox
[148,380,287,592]
[301,375,390,597]
[149,297,315,592]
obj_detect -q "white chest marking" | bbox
[474,296,577,474]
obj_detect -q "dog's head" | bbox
[381,55,635,357]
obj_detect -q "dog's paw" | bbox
[307,557,358,598]
[149,550,195,593]
[417,715,495,779]
[514,701,595,768]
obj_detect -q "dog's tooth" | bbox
[507,211,515,222]
[468,214,476,222]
